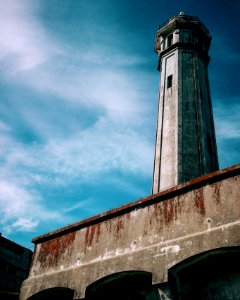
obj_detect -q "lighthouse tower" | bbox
[152,13,219,193]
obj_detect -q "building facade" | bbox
[0,234,32,299]
[152,13,219,193]
[20,13,240,300]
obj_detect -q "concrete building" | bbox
[0,234,32,299]
[152,12,218,193]
[20,13,240,300]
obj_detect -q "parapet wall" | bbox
[20,165,240,299]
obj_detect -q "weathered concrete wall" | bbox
[153,49,179,191]
[152,13,219,193]
[20,165,240,299]
[179,49,218,185]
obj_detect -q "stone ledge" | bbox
[32,164,240,244]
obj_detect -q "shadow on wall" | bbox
[27,287,75,300]
[168,247,240,300]
[85,271,160,300]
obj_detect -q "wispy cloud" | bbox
[1,1,238,249]
[40,119,153,181]
[5,218,38,233]
[0,1,51,75]
[2,117,153,184]
[0,0,152,128]
[62,198,97,213]
[0,107,153,236]
[0,178,60,233]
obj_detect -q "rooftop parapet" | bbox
[155,12,212,58]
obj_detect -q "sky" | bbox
[0,0,239,249]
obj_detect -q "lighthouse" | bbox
[152,13,219,193]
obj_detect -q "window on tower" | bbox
[167,75,173,88]
[167,34,173,47]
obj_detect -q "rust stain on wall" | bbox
[38,232,75,267]
[162,200,174,225]
[115,215,124,238]
[106,219,112,233]
[212,182,221,205]
[175,196,184,216]
[152,197,184,228]
[194,188,205,216]
[85,223,101,247]
[84,214,129,247]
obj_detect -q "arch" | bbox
[168,247,240,300]
[27,287,74,300]
[85,271,160,300]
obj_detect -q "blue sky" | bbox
[0,0,239,249]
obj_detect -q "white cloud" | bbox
[17,67,150,135]
[0,121,11,132]
[0,1,61,75]
[0,177,64,233]
[0,180,31,221]
[62,198,97,213]
[6,218,38,233]
[41,118,153,180]
[0,111,153,235]
[0,1,155,241]
[3,117,153,183]
[0,1,151,120]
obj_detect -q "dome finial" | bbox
[179,12,185,15]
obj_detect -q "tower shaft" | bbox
[152,13,219,193]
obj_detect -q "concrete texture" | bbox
[20,164,240,299]
[152,13,219,193]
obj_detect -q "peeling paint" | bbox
[152,197,184,229]
[115,215,124,237]
[161,245,180,254]
[85,223,101,247]
[38,232,75,267]
[212,182,221,205]
[194,188,205,216]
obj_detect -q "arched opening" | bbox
[85,271,160,300]
[168,247,240,300]
[28,287,74,300]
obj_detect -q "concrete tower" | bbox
[152,13,219,193]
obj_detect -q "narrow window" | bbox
[161,39,165,51]
[167,34,173,47]
[167,75,173,89]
